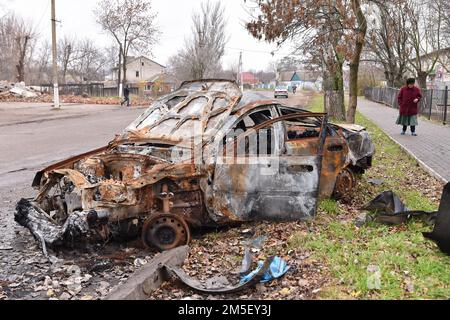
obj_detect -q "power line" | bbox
[225,46,290,56]
[35,0,51,31]
[160,34,185,41]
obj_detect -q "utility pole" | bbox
[51,0,60,109]
[238,52,243,92]
[118,43,122,97]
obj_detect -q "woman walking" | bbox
[397,78,422,136]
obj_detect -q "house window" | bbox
[136,71,140,78]
[141,62,144,66]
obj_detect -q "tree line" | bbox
[245,0,450,123]
[0,0,159,88]
[0,12,118,85]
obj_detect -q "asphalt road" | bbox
[0,102,145,246]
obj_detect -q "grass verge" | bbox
[289,94,449,300]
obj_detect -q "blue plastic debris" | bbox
[240,256,290,284]
[242,236,268,249]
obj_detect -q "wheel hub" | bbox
[334,169,356,198]
[142,214,191,252]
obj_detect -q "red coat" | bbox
[398,86,422,116]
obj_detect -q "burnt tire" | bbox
[333,168,356,199]
[142,214,191,252]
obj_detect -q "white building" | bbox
[110,56,166,85]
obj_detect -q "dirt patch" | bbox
[0,93,153,107]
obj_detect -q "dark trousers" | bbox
[121,96,130,106]
[403,125,416,133]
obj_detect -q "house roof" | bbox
[279,71,296,82]
[127,56,166,68]
[241,72,259,84]
[298,71,321,82]
[147,73,178,83]
[418,47,450,61]
[112,56,166,70]
[279,70,320,82]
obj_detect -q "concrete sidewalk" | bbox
[358,99,450,183]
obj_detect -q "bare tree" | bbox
[94,0,159,87]
[227,60,240,82]
[443,0,450,50]
[276,56,301,73]
[16,34,31,82]
[246,0,357,121]
[215,61,240,82]
[0,13,36,82]
[166,54,192,83]
[75,39,108,82]
[104,44,120,79]
[57,36,79,84]
[256,70,276,84]
[406,0,445,88]
[346,0,368,123]
[23,39,51,85]
[366,1,411,88]
[168,1,228,81]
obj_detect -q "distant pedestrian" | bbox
[396,78,422,136]
[292,85,297,95]
[121,85,131,107]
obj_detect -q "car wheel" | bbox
[333,168,356,199]
[142,214,191,252]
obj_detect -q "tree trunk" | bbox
[62,64,68,85]
[322,54,346,121]
[16,35,30,82]
[16,61,25,83]
[333,64,346,120]
[346,0,367,124]
[325,90,345,121]
[417,71,427,90]
[122,54,127,88]
[121,43,128,88]
[347,63,359,123]
[385,70,395,88]
[118,47,122,96]
[394,74,404,89]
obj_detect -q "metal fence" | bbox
[103,87,139,97]
[365,86,449,125]
[40,84,168,98]
[39,83,105,97]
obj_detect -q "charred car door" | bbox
[210,107,328,224]
[278,107,350,198]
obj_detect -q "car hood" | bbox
[121,80,242,144]
[333,124,376,165]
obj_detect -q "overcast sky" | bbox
[0,0,294,71]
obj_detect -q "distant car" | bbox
[274,86,289,99]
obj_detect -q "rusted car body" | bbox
[16,80,375,252]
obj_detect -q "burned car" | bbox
[16,80,375,253]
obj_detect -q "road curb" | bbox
[384,132,448,184]
[105,246,189,300]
